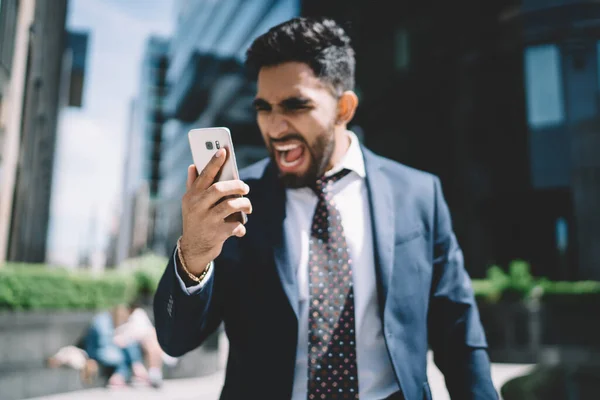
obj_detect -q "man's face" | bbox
[254,62,339,188]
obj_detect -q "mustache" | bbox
[269,133,307,147]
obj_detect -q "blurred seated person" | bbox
[47,345,98,385]
[113,303,172,387]
[84,302,165,388]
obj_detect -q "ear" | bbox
[335,90,359,126]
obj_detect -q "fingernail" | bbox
[215,149,223,158]
[244,184,250,193]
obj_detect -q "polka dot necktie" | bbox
[307,168,359,400]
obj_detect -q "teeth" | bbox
[274,143,300,152]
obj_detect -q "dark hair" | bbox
[245,17,355,96]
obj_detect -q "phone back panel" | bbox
[188,127,240,182]
[188,127,246,224]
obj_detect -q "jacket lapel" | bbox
[362,147,395,316]
[260,163,300,319]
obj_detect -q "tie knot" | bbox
[313,168,351,194]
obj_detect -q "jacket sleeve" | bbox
[153,248,224,357]
[427,177,498,400]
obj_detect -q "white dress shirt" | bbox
[175,131,399,399]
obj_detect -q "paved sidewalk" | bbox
[29,352,534,400]
[29,372,225,400]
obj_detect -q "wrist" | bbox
[179,237,211,274]
[177,237,211,283]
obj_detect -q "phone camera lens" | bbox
[215,141,220,149]
[205,141,213,150]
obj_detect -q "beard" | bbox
[267,125,336,189]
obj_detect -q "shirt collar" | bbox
[324,130,366,179]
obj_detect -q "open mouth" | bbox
[273,141,307,172]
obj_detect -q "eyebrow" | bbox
[252,96,312,109]
[252,98,270,109]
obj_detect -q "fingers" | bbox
[220,221,247,239]
[205,180,249,205]
[231,223,246,237]
[213,196,252,221]
[186,165,197,191]
[195,148,227,190]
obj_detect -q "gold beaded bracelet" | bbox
[177,236,211,283]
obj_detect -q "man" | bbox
[154,17,497,400]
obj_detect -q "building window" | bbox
[524,44,565,128]
[394,28,410,71]
[0,0,19,76]
[597,41,600,91]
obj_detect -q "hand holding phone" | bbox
[179,128,252,275]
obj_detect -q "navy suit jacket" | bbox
[154,146,498,400]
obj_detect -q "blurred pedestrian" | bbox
[47,345,98,385]
[49,302,171,388]
[84,304,148,388]
[113,303,172,388]
[154,17,498,400]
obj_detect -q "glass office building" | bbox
[117,36,169,262]
[155,0,300,254]
[302,0,600,279]
[152,0,600,279]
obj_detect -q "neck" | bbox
[325,129,351,172]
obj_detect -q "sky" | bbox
[46,0,174,267]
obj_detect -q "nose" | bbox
[267,113,290,139]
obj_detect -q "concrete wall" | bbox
[0,310,221,400]
[0,311,98,400]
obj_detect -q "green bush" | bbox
[0,254,169,310]
[538,279,600,295]
[128,254,168,295]
[0,266,136,310]
[506,260,535,298]
[471,278,502,302]
[473,260,532,302]
[537,278,600,304]
[473,260,600,304]
[2,256,599,309]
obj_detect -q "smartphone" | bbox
[188,127,247,224]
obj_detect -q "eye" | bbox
[283,104,311,113]
[253,99,271,113]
